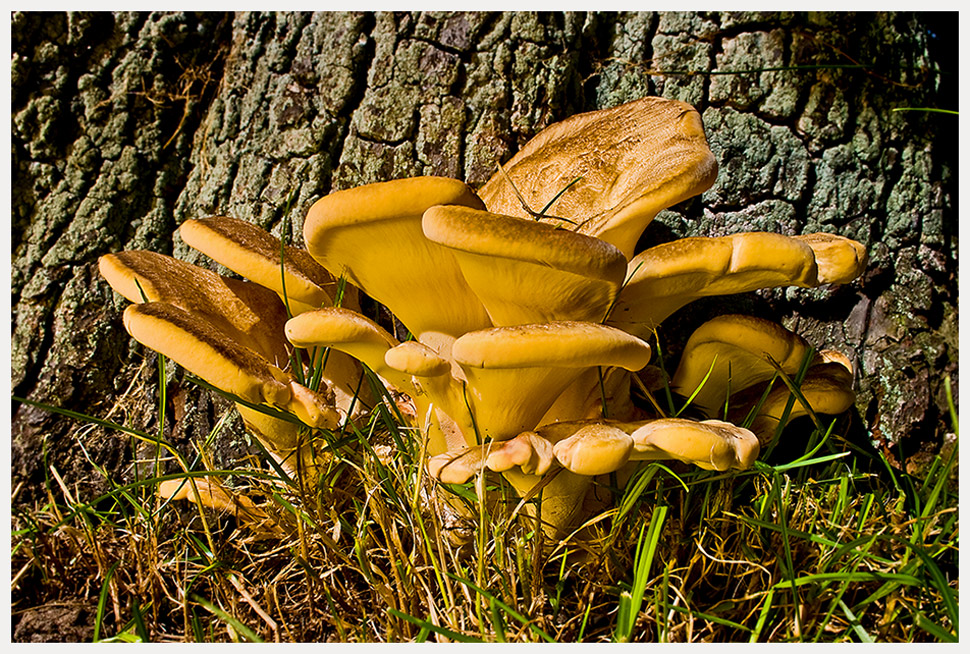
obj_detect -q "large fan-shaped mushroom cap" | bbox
[423,205,628,326]
[303,176,491,356]
[478,96,717,258]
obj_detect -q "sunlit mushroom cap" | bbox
[609,232,820,337]
[630,418,760,471]
[423,205,628,326]
[180,215,355,314]
[123,302,337,430]
[99,250,291,367]
[427,431,556,484]
[478,96,717,258]
[671,314,811,414]
[451,322,651,440]
[303,176,491,353]
[551,423,635,476]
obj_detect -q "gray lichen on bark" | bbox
[11,11,957,500]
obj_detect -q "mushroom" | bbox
[477,96,718,258]
[744,361,856,445]
[671,314,812,415]
[427,431,555,484]
[608,232,822,338]
[629,418,760,471]
[451,321,652,441]
[303,176,492,356]
[180,215,359,315]
[423,205,628,326]
[158,476,268,525]
[99,250,291,365]
[793,233,868,284]
[551,423,635,476]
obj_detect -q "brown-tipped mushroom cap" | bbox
[423,205,628,326]
[793,233,868,284]
[671,314,811,414]
[303,177,491,354]
[123,302,338,431]
[630,418,760,470]
[552,423,634,476]
[99,250,291,365]
[608,232,820,338]
[180,215,357,314]
[451,321,651,440]
[478,96,717,258]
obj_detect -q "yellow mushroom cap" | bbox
[284,307,414,392]
[478,96,717,258]
[423,205,628,326]
[180,215,352,314]
[99,250,291,366]
[793,233,868,284]
[427,431,556,484]
[630,418,760,471]
[124,302,291,408]
[747,361,856,445]
[452,321,651,371]
[552,423,634,476]
[450,322,651,440]
[384,341,452,378]
[303,176,491,351]
[609,232,820,337]
[671,314,811,414]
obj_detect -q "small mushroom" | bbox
[427,431,555,484]
[451,321,651,440]
[608,232,821,338]
[384,340,475,453]
[551,423,635,476]
[303,176,492,356]
[630,418,760,471]
[745,361,856,445]
[158,476,268,524]
[423,205,628,326]
[285,307,415,393]
[180,215,359,315]
[793,233,868,284]
[477,96,717,258]
[671,314,811,414]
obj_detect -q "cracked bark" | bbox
[11,11,957,503]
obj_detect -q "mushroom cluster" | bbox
[99,96,866,537]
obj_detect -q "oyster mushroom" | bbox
[630,418,760,471]
[303,176,491,356]
[608,232,821,338]
[793,233,868,284]
[423,205,628,326]
[671,314,812,415]
[427,431,555,484]
[478,96,718,258]
[744,361,856,445]
[180,215,359,315]
[99,251,338,470]
[451,321,652,441]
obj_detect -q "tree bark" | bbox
[11,11,957,502]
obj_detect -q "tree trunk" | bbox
[11,11,957,502]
